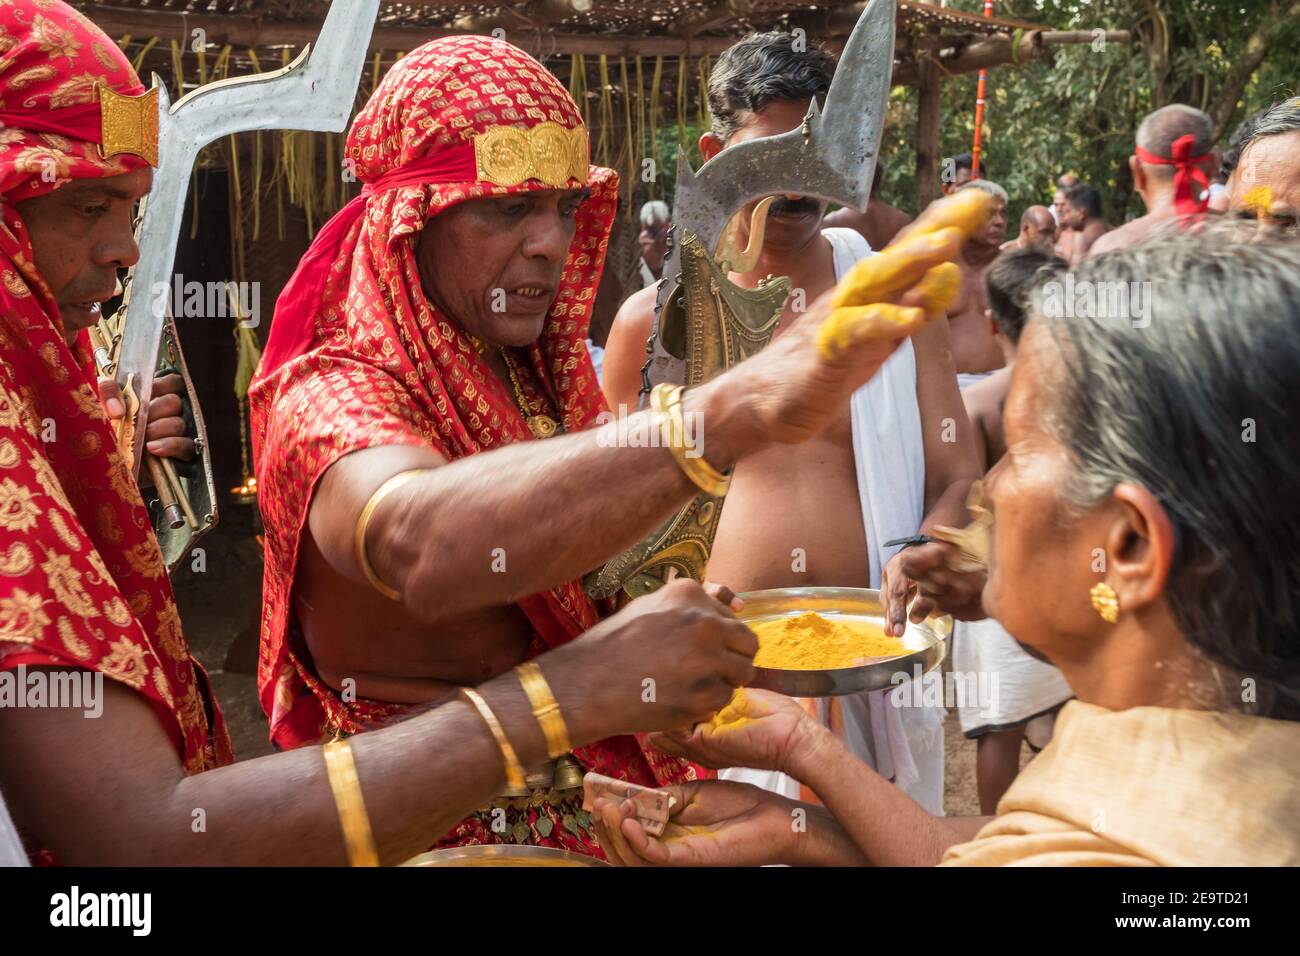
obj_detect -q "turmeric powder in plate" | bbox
[750,612,907,670]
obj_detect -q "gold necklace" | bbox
[499,348,561,440]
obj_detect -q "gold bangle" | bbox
[650,383,731,496]
[354,469,423,601]
[461,687,526,793]
[516,661,571,759]
[322,739,379,867]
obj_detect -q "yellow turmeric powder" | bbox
[705,688,756,734]
[750,612,906,670]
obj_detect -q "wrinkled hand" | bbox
[592,779,799,867]
[880,542,987,636]
[552,578,757,739]
[97,373,195,462]
[648,687,817,776]
[732,190,995,447]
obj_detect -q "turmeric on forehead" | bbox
[750,612,906,670]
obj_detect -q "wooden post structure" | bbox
[915,55,941,213]
[970,0,994,177]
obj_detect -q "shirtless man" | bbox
[943,180,1009,386]
[1059,183,1111,263]
[602,32,980,812]
[1088,105,1216,257]
[1001,205,1056,253]
[1052,175,1079,259]
[824,163,912,250]
[250,35,970,856]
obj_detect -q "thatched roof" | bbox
[75,1,1067,74]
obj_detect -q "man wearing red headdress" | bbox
[1088,104,1217,257]
[250,35,958,857]
[0,1,780,866]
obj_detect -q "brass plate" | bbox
[401,845,609,867]
[738,587,951,698]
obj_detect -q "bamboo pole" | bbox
[970,0,994,178]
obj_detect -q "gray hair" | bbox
[1135,104,1214,165]
[1031,225,1300,719]
[1239,93,1300,155]
[707,31,835,143]
[639,200,669,228]
[958,178,1009,205]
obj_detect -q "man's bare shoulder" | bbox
[611,283,658,338]
[824,206,869,231]
[1087,215,1161,257]
[1084,219,1112,240]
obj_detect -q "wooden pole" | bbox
[970,0,994,178]
[915,56,941,213]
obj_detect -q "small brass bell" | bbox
[552,754,585,791]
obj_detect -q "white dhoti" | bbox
[951,617,1073,738]
[720,228,947,815]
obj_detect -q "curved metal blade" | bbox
[643,0,897,395]
[115,0,380,474]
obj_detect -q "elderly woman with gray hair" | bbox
[591,229,1300,866]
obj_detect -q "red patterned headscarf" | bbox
[250,36,697,793]
[0,0,230,783]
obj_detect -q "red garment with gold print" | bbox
[0,0,232,818]
[249,36,702,854]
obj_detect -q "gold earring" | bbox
[1089,582,1119,623]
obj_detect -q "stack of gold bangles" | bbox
[322,661,573,866]
[649,383,731,497]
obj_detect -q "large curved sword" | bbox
[641,0,897,394]
[115,0,380,474]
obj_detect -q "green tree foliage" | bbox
[877,0,1300,225]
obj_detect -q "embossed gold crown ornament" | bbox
[0,82,160,167]
[474,122,589,187]
[97,84,160,166]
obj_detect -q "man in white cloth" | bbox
[946,180,1010,391]
[602,32,980,814]
[959,246,1074,813]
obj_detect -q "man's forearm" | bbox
[376,376,762,621]
[787,724,964,867]
[22,651,614,865]
[787,803,872,866]
[919,478,975,534]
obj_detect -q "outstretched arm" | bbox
[0,578,759,865]
[312,252,955,626]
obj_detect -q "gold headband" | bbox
[97,83,159,167]
[474,122,588,188]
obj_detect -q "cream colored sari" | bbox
[942,700,1300,866]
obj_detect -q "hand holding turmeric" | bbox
[817,189,996,359]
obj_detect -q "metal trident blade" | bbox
[115,0,379,472]
[643,0,896,392]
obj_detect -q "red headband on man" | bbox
[1134,133,1211,218]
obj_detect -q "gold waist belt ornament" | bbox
[473,753,597,845]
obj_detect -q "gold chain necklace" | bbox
[499,347,561,440]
